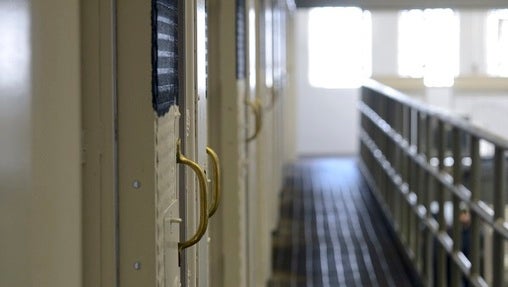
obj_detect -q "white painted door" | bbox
[207,0,249,285]
[196,0,210,285]
[116,0,183,286]
[182,0,210,286]
[116,0,209,286]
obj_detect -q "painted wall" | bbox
[293,9,508,157]
[31,0,82,285]
[0,2,31,286]
[0,0,82,286]
[452,93,508,139]
[294,10,360,156]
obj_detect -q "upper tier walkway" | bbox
[270,157,420,287]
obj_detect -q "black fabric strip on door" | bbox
[152,0,179,116]
[236,0,246,80]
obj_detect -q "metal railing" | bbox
[359,80,508,287]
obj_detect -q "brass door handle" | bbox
[206,147,221,218]
[176,139,208,251]
[246,98,262,142]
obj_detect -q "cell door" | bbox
[116,0,210,286]
[181,0,210,286]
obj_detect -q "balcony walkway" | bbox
[270,157,421,287]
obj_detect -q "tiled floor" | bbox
[270,157,420,287]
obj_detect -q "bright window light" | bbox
[398,10,425,78]
[486,9,508,77]
[308,7,371,89]
[398,9,459,87]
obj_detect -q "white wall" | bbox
[292,9,508,157]
[294,10,360,156]
[371,11,398,76]
[452,93,508,138]
[459,11,488,75]
[31,0,82,286]
[0,1,82,286]
[404,10,508,141]
[0,2,31,286]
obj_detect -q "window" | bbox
[398,9,460,87]
[308,7,371,89]
[486,9,508,77]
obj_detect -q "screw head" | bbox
[133,261,141,270]
[132,180,141,189]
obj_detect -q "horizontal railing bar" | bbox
[359,80,508,287]
[436,232,453,254]
[362,131,507,271]
[363,80,508,150]
[450,251,473,287]
[469,276,489,287]
[360,134,462,266]
[359,133,485,283]
[358,159,398,225]
[361,126,504,287]
[359,103,508,238]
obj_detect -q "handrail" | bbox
[359,80,507,287]
[364,79,508,149]
[359,102,508,237]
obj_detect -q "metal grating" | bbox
[152,0,179,116]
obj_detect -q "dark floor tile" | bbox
[270,157,420,287]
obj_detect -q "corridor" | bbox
[5,1,508,286]
[270,158,420,286]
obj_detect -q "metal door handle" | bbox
[246,98,262,142]
[176,139,208,251]
[206,147,221,218]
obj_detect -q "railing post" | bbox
[424,115,434,287]
[386,98,395,212]
[436,120,447,287]
[381,97,388,208]
[450,127,462,287]
[407,108,415,253]
[401,105,410,244]
[470,136,481,278]
[492,146,505,287]
[414,111,424,271]
[394,101,403,230]
[361,81,508,287]
[383,97,392,210]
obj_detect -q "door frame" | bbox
[81,0,118,286]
